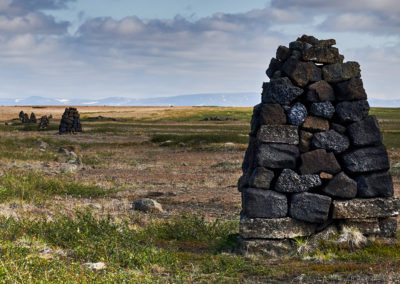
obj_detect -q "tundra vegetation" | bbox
[0,105,399,282]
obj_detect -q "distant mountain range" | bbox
[0,93,399,107]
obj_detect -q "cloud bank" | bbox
[0,0,398,102]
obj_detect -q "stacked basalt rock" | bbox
[59,107,82,134]
[239,35,400,256]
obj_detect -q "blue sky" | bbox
[0,0,399,102]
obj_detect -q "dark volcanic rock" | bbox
[289,41,306,51]
[310,102,335,119]
[260,103,287,125]
[332,198,400,219]
[243,188,288,218]
[275,169,321,193]
[257,125,299,145]
[321,172,357,199]
[255,143,299,169]
[287,102,307,126]
[356,171,394,198]
[336,100,370,123]
[266,58,282,79]
[330,123,346,134]
[347,116,382,146]
[276,45,291,61]
[342,145,390,173]
[307,80,335,102]
[282,58,322,87]
[299,149,341,174]
[322,61,361,83]
[311,130,350,154]
[335,78,367,101]
[303,46,343,64]
[250,103,262,136]
[302,116,330,132]
[299,130,313,152]
[262,77,304,105]
[249,167,275,190]
[239,217,316,239]
[290,192,332,223]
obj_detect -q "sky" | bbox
[0,0,399,101]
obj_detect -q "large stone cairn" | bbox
[59,107,82,134]
[239,35,400,255]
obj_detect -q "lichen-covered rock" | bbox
[257,125,299,145]
[282,58,322,87]
[356,171,393,198]
[242,188,288,218]
[335,77,367,101]
[336,100,370,123]
[255,143,299,169]
[287,102,307,126]
[342,145,390,173]
[133,199,164,213]
[307,80,335,102]
[240,239,293,257]
[338,219,380,235]
[262,77,304,105]
[310,102,335,119]
[301,116,330,132]
[322,61,361,83]
[290,192,332,223]
[321,172,357,199]
[239,217,317,239]
[275,169,321,193]
[260,103,287,125]
[311,129,350,154]
[347,116,382,147]
[332,198,400,219]
[249,167,275,189]
[379,218,398,238]
[299,149,341,174]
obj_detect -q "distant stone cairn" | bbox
[238,35,399,256]
[59,107,82,134]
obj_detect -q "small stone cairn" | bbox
[19,111,36,123]
[238,35,399,256]
[38,115,50,130]
[59,107,82,134]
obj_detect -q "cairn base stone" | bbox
[239,217,317,239]
[332,198,400,219]
[240,239,294,257]
[243,188,288,218]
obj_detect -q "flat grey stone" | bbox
[332,198,400,219]
[255,143,299,169]
[239,217,317,239]
[275,169,321,193]
[342,145,390,173]
[242,188,288,218]
[290,192,332,223]
[257,125,299,145]
[338,219,381,235]
[240,239,294,257]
